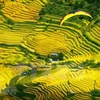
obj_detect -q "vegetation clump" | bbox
[39,0,100,20]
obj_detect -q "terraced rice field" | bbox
[0,0,100,100]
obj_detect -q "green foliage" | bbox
[16,84,36,99]
[82,60,100,68]
[91,89,100,97]
[39,0,100,20]
[9,76,20,87]
[49,52,64,61]
[58,52,64,60]
[0,96,3,100]
[0,10,4,15]
[39,8,46,16]
[6,19,15,25]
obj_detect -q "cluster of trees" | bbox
[39,0,100,20]
[50,52,64,61]
[34,51,64,62]
[81,60,100,68]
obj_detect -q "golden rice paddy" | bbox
[0,0,100,100]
